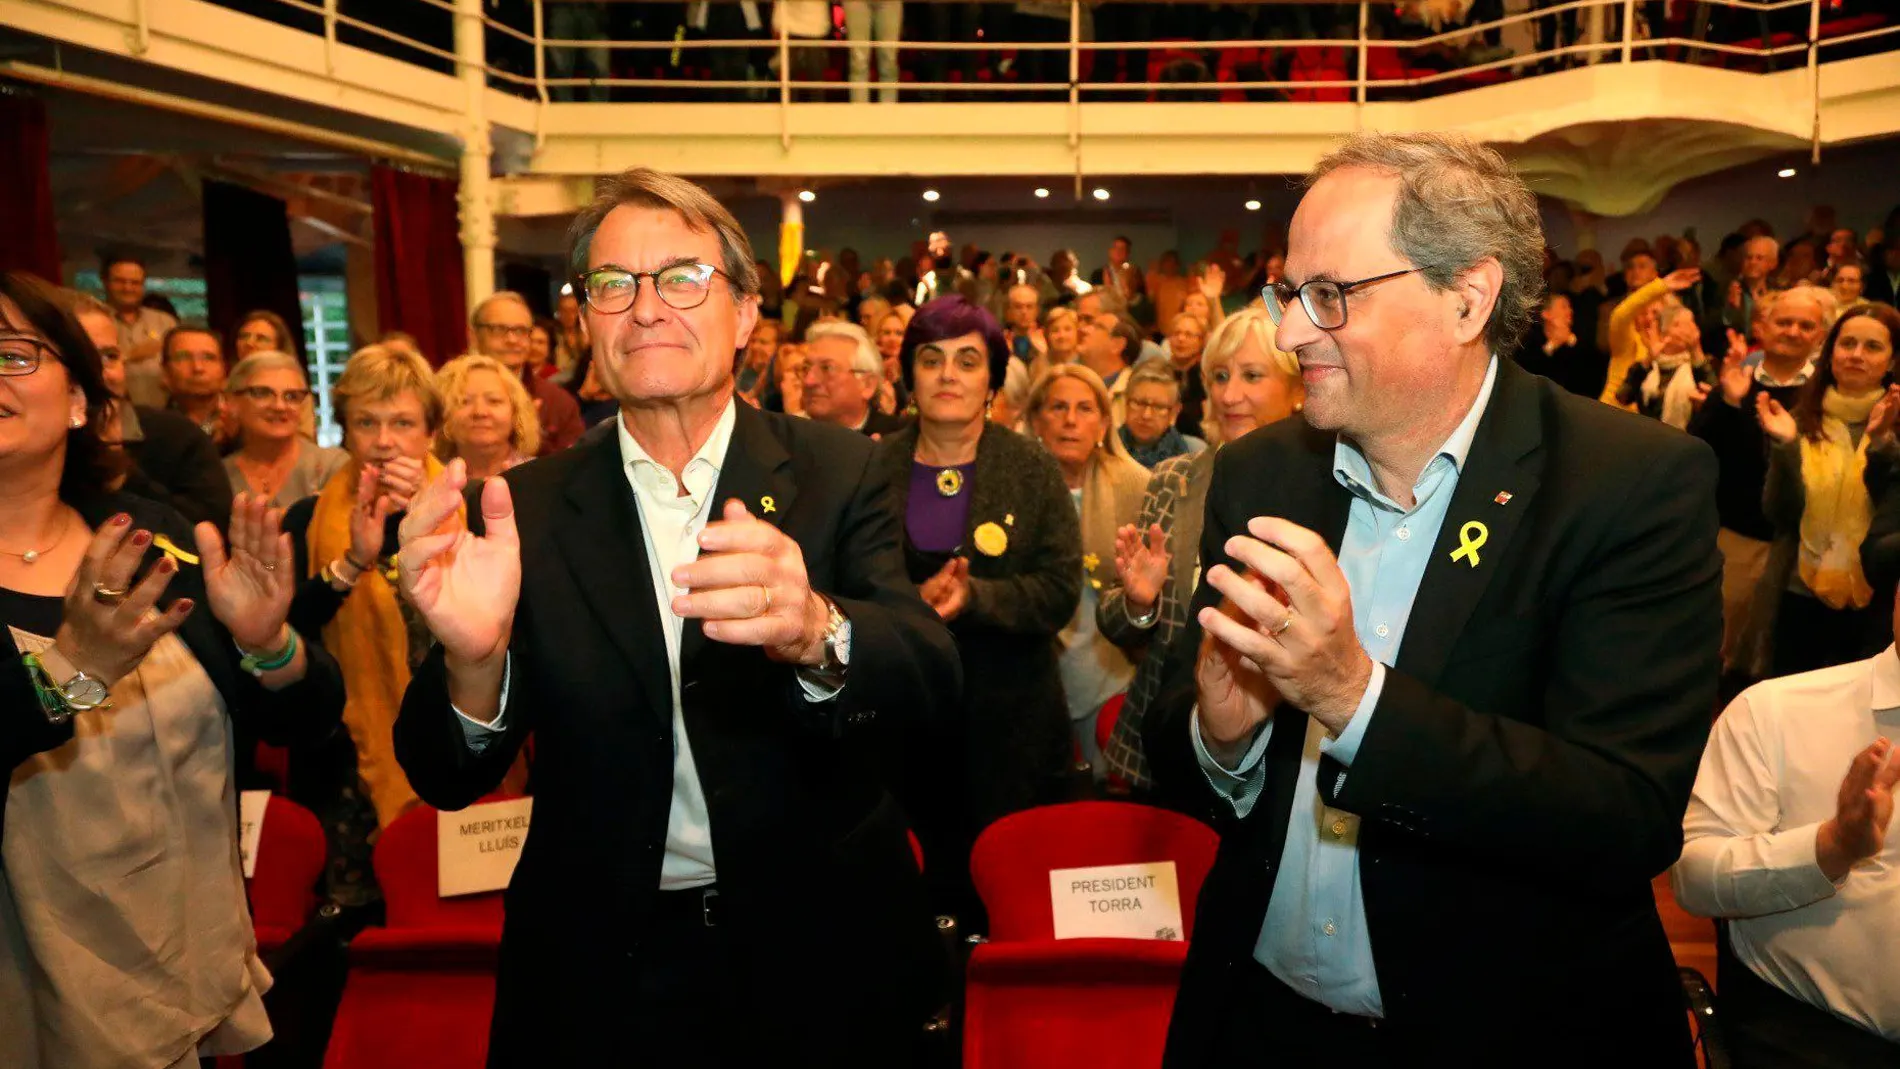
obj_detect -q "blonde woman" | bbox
[435,353,540,481]
[1026,304,1080,386]
[222,351,348,508]
[1098,308,1304,790]
[1026,362,1151,779]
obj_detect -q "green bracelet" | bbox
[21,652,65,719]
[239,628,299,676]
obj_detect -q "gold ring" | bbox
[761,585,773,615]
[92,583,128,605]
[1269,609,1296,638]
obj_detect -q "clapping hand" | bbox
[1816,736,1900,881]
[53,515,196,687]
[373,455,427,513]
[348,464,399,568]
[918,557,970,622]
[1113,522,1171,615]
[1756,392,1798,443]
[1663,267,1702,292]
[1866,385,1900,448]
[396,458,517,668]
[1716,330,1753,407]
[198,493,296,649]
[672,499,831,666]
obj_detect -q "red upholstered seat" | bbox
[1095,694,1126,790]
[963,802,1219,1069]
[1287,45,1350,103]
[247,796,327,955]
[321,797,515,1069]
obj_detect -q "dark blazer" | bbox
[1145,361,1721,1064]
[1512,323,1608,401]
[859,406,912,440]
[393,405,960,1067]
[1,491,345,845]
[123,405,235,530]
[871,422,1082,836]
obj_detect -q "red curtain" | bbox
[371,165,466,366]
[0,87,62,283]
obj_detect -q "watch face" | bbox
[64,676,108,708]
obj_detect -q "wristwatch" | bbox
[816,597,852,677]
[32,646,111,721]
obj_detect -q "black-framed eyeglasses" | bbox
[1263,268,1420,331]
[0,333,56,378]
[233,385,312,405]
[577,263,729,315]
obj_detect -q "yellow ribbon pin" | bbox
[759,496,776,514]
[152,533,200,566]
[1449,521,1488,568]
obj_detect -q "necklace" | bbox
[0,511,75,565]
[935,467,965,498]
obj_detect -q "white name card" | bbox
[438,797,533,897]
[239,790,270,879]
[1049,861,1184,941]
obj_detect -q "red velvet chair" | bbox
[321,797,516,1069]
[963,802,1218,1069]
[1094,694,1127,790]
[247,796,327,956]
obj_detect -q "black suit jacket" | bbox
[124,405,234,530]
[859,406,913,439]
[1146,361,1721,1064]
[393,404,961,1067]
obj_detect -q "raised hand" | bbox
[1113,522,1171,615]
[396,459,518,667]
[1198,262,1227,301]
[377,455,427,513]
[348,464,397,568]
[1756,392,1798,443]
[1867,385,1900,448]
[1816,737,1900,881]
[1663,267,1702,292]
[53,514,194,687]
[1718,331,1754,407]
[198,493,295,649]
[1727,279,1744,310]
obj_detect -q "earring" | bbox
[69,416,83,429]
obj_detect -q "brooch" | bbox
[973,521,1008,557]
[936,468,965,498]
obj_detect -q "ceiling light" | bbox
[1244,199,1262,212]
[1777,167,1797,179]
[1092,188,1110,201]
[1034,187,1050,199]
[797,189,815,202]
[922,189,940,202]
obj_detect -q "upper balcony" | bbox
[3,0,1898,217]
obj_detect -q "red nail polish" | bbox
[175,598,194,614]
[157,557,174,573]
[113,513,131,526]
[131,530,151,546]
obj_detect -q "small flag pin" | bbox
[1494,491,1513,506]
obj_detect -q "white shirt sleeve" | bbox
[453,654,512,754]
[1671,692,1844,919]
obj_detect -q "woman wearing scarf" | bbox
[1614,301,1715,430]
[1026,363,1151,780]
[1755,304,1900,676]
[1118,359,1206,468]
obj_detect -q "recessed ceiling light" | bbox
[797,189,815,202]
[1244,199,1262,211]
[1034,187,1050,199]
[1777,167,1797,178]
[922,189,941,202]
[1092,188,1110,201]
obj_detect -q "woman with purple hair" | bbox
[871,295,1082,927]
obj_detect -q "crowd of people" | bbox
[4,140,1900,1065]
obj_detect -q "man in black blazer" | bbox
[1145,132,1721,1065]
[392,169,959,1067]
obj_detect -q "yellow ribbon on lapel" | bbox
[1449,521,1488,568]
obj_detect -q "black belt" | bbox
[655,884,722,928]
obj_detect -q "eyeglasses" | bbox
[474,322,533,340]
[0,334,56,377]
[1264,268,1419,331]
[233,386,311,405]
[1126,398,1177,415]
[805,360,875,379]
[235,330,280,348]
[578,263,728,314]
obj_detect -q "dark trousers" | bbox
[1720,937,1900,1068]
[1204,960,1391,1066]
[1772,592,1882,678]
[628,887,744,1062]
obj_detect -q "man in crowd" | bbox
[68,291,233,529]
[1690,286,1827,694]
[1673,593,1900,1064]
[1146,131,1719,1063]
[1724,235,1783,333]
[393,166,956,1066]
[1868,240,1900,306]
[1513,290,1606,400]
[1077,311,1140,426]
[470,290,585,454]
[103,253,177,409]
[799,320,907,437]
[1004,283,1045,362]
[161,324,231,448]
[1093,235,1147,322]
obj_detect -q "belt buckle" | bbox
[701,888,720,928]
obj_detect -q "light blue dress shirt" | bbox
[1191,357,1499,1017]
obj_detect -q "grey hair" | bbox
[470,290,532,327]
[1309,132,1545,356]
[803,319,881,376]
[567,167,761,297]
[1124,357,1182,403]
[226,350,309,393]
[1745,234,1781,256]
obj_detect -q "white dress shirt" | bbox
[458,400,841,891]
[1672,647,1900,1041]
